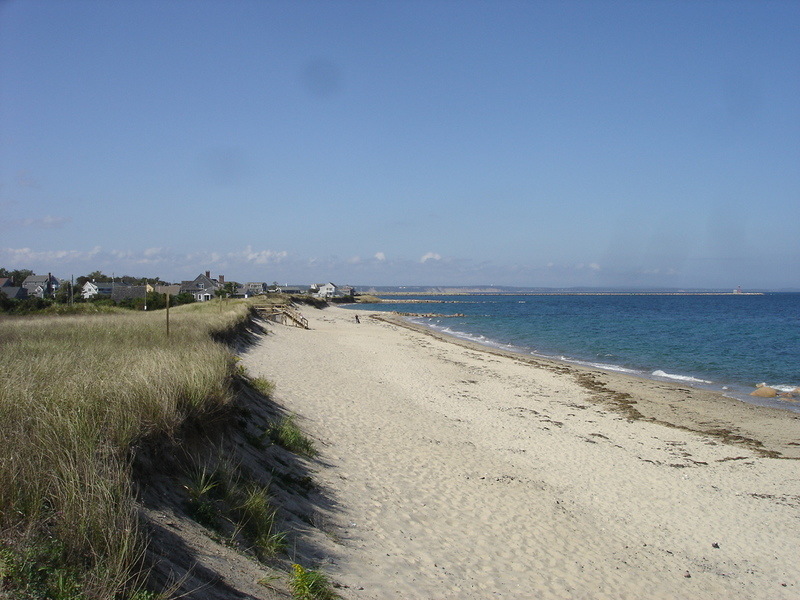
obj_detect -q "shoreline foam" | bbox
[241,305,800,599]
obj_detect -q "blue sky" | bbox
[1,0,798,289]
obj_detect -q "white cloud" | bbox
[347,255,361,264]
[420,252,442,263]
[575,262,601,271]
[374,251,386,261]
[0,246,102,266]
[2,215,72,229]
[0,245,294,279]
[231,245,289,265]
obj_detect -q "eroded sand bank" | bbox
[241,305,800,600]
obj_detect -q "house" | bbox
[153,284,182,296]
[0,286,28,300]
[0,277,29,300]
[230,284,250,298]
[111,285,146,303]
[311,282,340,299]
[180,271,224,302]
[271,284,308,295]
[22,273,60,298]
[245,282,269,295]
[82,280,144,302]
[81,280,114,299]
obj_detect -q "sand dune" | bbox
[241,306,800,599]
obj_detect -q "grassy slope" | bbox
[0,300,253,599]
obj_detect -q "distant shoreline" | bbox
[371,291,765,297]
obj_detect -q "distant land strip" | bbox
[373,291,765,297]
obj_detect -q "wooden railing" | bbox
[252,304,309,329]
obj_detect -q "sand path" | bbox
[241,306,800,599]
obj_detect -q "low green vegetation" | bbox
[249,376,276,396]
[289,563,339,600]
[182,457,286,560]
[353,293,382,303]
[0,536,84,600]
[0,299,253,599]
[267,416,318,457]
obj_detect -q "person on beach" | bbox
[355,314,360,324]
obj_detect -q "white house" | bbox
[312,282,340,299]
[81,281,114,299]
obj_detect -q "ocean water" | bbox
[351,293,800,413]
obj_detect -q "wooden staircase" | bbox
[253,304,309,329]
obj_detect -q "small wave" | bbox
[767,383,800,393]
[652,370,712,384]
[584,362,641,375]
[433,324,495,345]
[558,357,642,375]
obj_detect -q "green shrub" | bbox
[289,564,338,600]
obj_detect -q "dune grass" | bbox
[267,416,318,457]
[0,299,254,599]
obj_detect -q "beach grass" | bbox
[0,299,253,599]
[267,416,318,457]
[180,451,288,560]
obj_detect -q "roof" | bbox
[111,286,147,302]
[154,284,182,295]
[23,274,57,285]
[277,284,308,291]
[180,273,220,292]
[0,287,28,299]
[83,281,115,289]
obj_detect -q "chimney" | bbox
[219,274,225,284]
[205,270,210,278]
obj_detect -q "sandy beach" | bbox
[241,305,800,600]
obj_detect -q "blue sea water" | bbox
[352,293,800,413]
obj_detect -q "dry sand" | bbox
[241,305,800,600]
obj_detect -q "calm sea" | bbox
[352,293,800,413]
